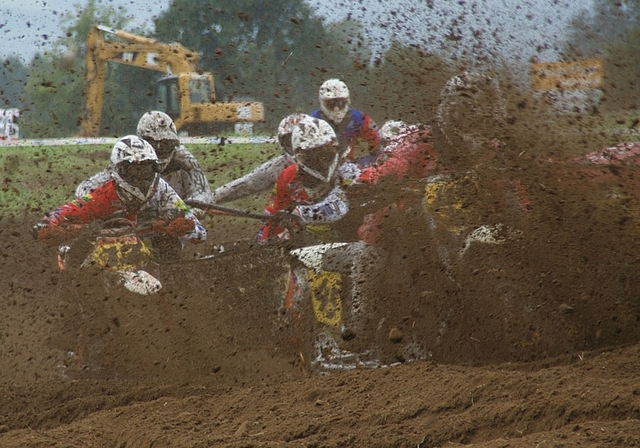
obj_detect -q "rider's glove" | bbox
[31,222,46,240]
[357,167,379,184]
[270,210,301,230]
[149,220,167,234]
[150,218,195,237]
[33,223,83,245]
[167,217,195,236]
[190,207,206,219]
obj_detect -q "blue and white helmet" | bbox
[319,79,350,124]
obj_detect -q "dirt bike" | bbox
[279,182,447,373]
[50,217,213,377]
[184,200,379,371]
[280,197,437,372]
[56,218,163,296]
[188,127,439,373]
[282,241,396,372]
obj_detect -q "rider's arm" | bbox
[75,169,111,197]
[32,223,83,245]
[338,162,362,186]
[257,164,298,242]
[33,182,118,244]
[152,179,207,244]
[212,155,289,204]
[164,147,214,204]
[341,108,380,156]
[344,110,381,166]
[360,114,381,154]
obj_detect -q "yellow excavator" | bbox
[81,25,264,137]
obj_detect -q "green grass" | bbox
[6,110,637,219]
[598,112,640,137]
[0,142,280,218]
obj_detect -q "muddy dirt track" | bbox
[2,129,640,447]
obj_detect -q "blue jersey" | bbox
[309,108,380,163]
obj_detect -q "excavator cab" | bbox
[155,74,215,121]
[187,74,213,104]
[155,76,181,119]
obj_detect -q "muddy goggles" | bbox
[146,139,179,160]
[117,160,159,184]
[295,144,339,177]
[278,134,294,158]
[323,98,348,110]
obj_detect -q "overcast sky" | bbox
[1,0,168,61]
[2,0,594,69]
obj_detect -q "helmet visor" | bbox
[118,160,159,190]
[147,139,179,161]
[296,144,339,180]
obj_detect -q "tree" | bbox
[153,0,354,129]
[325,20,373,70]
[0,56,29,110]
[21,54,85,137]
[600,28,640,112]
[564,0,640,59]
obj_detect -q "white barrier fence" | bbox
[0,136,277,147]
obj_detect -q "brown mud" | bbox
[2,137,640,446]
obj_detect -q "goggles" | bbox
[323,98,348,110]
[118,160,159,185]
[278,134,294,158]
[147,139,179,160]
[295,144,339,180]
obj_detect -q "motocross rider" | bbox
[212,80,380,204]
[33,135,207,261]
[76,111,213,206]
[310,79,381,168]
[257,116,360,243]
[359,120,437,185]
[425,71,530,282]
[256,117,380,346]
[211,113,310,204]
[355,120,438,245]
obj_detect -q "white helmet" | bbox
[319,79,350,124]
[277,113,310,160]
[137,111,180,170]
[291,117,339,183]
[380,120,407,141]
[110,135,159,202]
